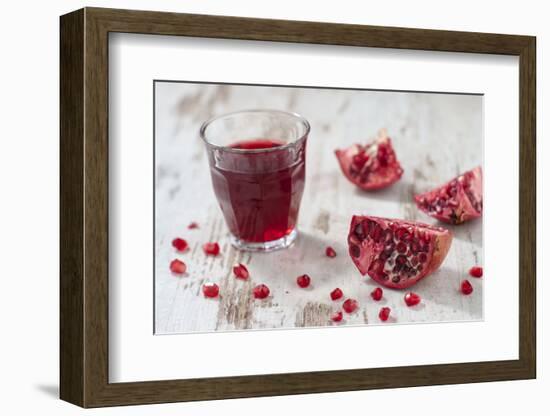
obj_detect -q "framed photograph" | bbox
[60,7,536,408]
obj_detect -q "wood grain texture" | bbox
[60,8,84,406]
[154,84,483,334]
[60,7,536,408]
[518,38,536,374]
[87,7,532,55]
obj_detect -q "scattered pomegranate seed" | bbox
[296,274,311,288]
[342,298,359,314]
[379,307,391,322]
[253,284,270,299]
[330,288,343,301]
[188,222,199,229]
[202,282,219,298]
[171,238,188,252]
[233,263,249,280]
[404,292,421,307]
[331,311,343,322]
[461,280,474,295]
[203,242,220,256]
[370,287,383,301]
[169,259,187,274]
[469,266,483,278]
[325,246,337,258]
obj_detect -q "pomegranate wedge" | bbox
[415,166,483,224]
[348,216,452,289]
[335,129,403,190]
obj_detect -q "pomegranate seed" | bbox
[188,222,199,229]
[296,274,311,288]
[377,145,389,166]
[395,227,407,240]
[202,282,219,298]
[404,292,421,307]
[330,288,343,301]
[370,287,383,301]
[469,266,483,278]
[203,242,220,256]
[171,238,188,252]
[370,224,383,242]
[371,259,385,273]
[253,284,270,299]
[396,242,407,253]
[395,255,407,266]
[325,246,337,258]
[461,280,474,295]
[379,307,391,322]
[352,152,369,168]
[342,298,359,314]
[331,311,343,322]
[169,259,187,274]
[233,263,249,279]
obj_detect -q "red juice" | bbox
[209,138,306,243]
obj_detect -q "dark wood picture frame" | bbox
[60,7,536,408]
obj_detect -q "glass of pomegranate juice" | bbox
[200,110,310,252]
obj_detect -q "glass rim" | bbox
[199,109,311,154]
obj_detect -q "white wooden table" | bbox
[154,82,483,334]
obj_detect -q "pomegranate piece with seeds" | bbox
[404,291,421,307]
[415,166,483,224]
[330,288,343,301]
[188,222,199,229]
[296,274,311,288]
[347,215,452,289]
[370,287,383,301]
[461,280,474,295]
[331,311,343,322]
[171,238,188,252]
[334,129,403,190]
[202,282,219,298]
[203,242,220,256]
[469,266,483,278]
[253,284,270,299]
[169,259,187,274]
[325,246,337,258]
[379,307,391,322]
[233,263,249,279]
[342,298,359,314]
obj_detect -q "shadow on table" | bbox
[447,218,482,244]
[352,178,416,204]
[251,230,354,277]
[34,384,58,399]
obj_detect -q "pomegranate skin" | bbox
[347,215,453,289]
[335,130,403,191]
[415,166,483,224]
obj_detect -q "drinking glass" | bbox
[200,110,310,252]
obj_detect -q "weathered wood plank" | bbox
[154,82,482,334]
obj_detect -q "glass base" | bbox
[230,228,298,252]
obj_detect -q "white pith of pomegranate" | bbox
[334,130,404,190]
[415,166,483,224]
[347,216,452,289]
